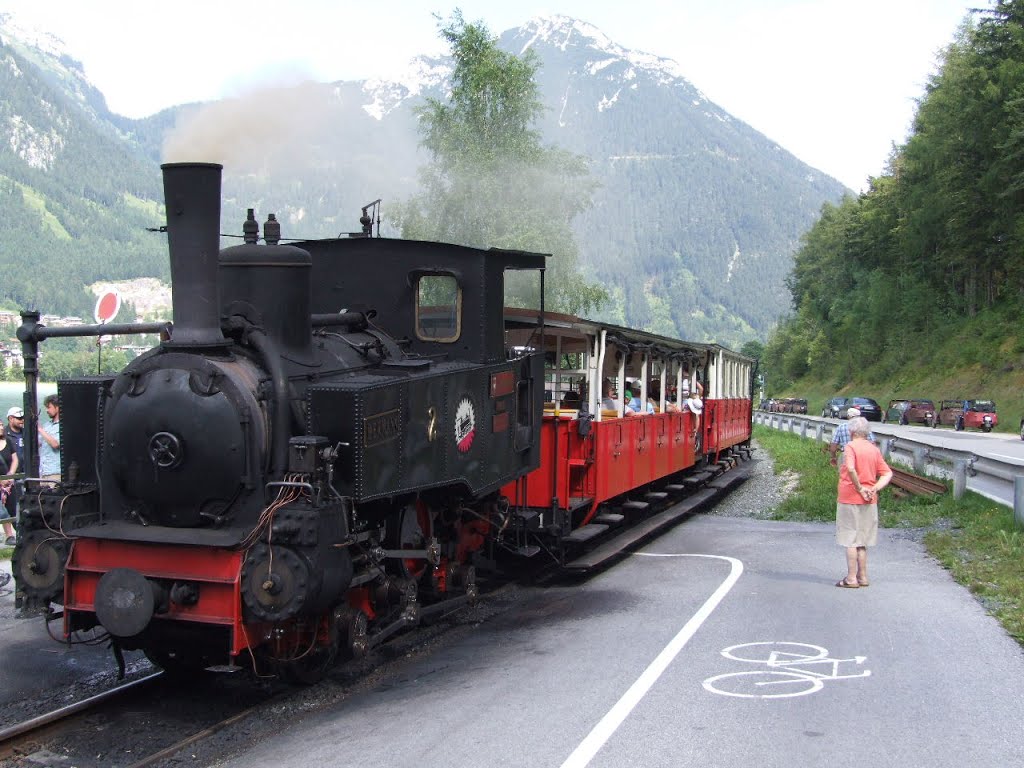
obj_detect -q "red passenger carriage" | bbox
[500,310,754,563]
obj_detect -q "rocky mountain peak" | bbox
[513,14,690,87]
[0,11,73,62]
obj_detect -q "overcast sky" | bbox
[1,0,985,190]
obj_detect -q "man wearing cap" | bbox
[0,418,18,545]
[626,386,653,415]
[829,407,876,465]
[6,407,24,467]
[622,388,637,416]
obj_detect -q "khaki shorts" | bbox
[836,502,878,547]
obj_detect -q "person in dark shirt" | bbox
[0,419,18,545]
[3,407,24,546]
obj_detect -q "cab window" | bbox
[416,274,461,342]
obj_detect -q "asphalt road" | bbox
[878,422,1024,504]
[216,515,1024,768]
[863,420,1024,461]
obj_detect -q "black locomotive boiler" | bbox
[13,162,547,678]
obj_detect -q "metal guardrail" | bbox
[753,412,1024,525]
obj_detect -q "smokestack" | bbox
[160,162,227,346]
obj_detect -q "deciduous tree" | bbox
[392,11,606,315]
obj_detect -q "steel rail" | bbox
[124,699,268,768]
[0,672,163,753]
[890,467,946,496]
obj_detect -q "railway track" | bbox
[0,667,290,768]
[0,672,163,762]
[890,467,947,496]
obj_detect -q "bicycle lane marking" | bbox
[703,643,871,699]
[559,554,743,768]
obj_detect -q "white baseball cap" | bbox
[6,407,23,418]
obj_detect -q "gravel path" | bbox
[707,439,796,519]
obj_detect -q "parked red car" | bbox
[937,399,998,432]
[882,399,936,426]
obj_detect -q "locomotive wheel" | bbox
[335,607,369,659]
[12,531,69,604]
[280,642,337,685]
[264,616,338,685]
[387,501,434,580]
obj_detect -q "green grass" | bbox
[755,425,1024,642]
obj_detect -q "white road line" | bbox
[559,554,743,768]
[988,453,1024,463]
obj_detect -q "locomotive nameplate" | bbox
[364,409,401,447]
[490,371,515,398]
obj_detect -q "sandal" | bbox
[858,579,870,587]
[835,578,860,588]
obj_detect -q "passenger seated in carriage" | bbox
[651,382,680,413]
[626,383,654,415]
[622,388,638,416]
[601,380,617,411]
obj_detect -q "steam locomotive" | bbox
[11,162,753,681]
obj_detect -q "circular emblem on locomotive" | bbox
[454,397,476,453]
[148,431,184,469]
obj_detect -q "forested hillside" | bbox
[0,25,166,318]
[499,18,849,343]
[763,1,1024,401]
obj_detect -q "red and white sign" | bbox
[94,290,121,324]
[454,397,476,453]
